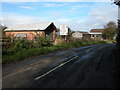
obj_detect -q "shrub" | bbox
[2,36,12,49]
[11,38,30,50]
[34,37,52,48]
[2,37,107,64]
[2,38,31,55]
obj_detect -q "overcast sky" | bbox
[1,0,118,32]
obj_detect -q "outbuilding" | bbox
[72,31,90,39]
[4,22,57,42]
[90,29,105,40]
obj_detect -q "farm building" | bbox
[4,22,57,42]
[72,31,90,39]
[90,29,105,40]
[72,31,83,39]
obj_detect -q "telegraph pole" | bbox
[114,0,120,47]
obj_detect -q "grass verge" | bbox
[3,41,107,64]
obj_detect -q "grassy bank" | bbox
[3,41,107,64]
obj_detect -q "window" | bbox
[16,33,27,38]
[92,35,95,37]
[96,35,99,37]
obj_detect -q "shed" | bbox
[90,29,105,39]
[72,31,89,39]
[4,22,57,42]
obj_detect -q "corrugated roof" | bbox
[90,29,104,33]
[4,22,53,31]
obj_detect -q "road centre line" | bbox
[35,56,78,80]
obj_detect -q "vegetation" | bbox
[2,37,107,64]
[116,20,120,47]
[103,21,117,40]
[34,36,52,47]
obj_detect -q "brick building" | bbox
[4,22,57,42]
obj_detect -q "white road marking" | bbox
[35,56,78,80]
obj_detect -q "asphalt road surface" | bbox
[3,43,116,88]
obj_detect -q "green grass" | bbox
[2,41,107,64]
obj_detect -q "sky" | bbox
[1,0,118,32]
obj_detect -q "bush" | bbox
[11,38,30,50]
[2,38,31,55]
[34,37,52,48]
[2,38,107,64]
[2,36,12,49]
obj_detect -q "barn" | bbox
[90,29,105,40]
[72,31,90,39]
[4,22,57,42]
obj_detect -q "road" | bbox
[2,43,116,88]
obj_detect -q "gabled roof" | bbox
[90,29,104,33]
[4,22,53,31]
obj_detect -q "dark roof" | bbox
[90,29,104,33]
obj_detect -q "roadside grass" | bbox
[2,41,107,64]
[113,46,120,89]
[106,40,116,43]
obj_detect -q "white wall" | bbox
[72,32,83,39]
